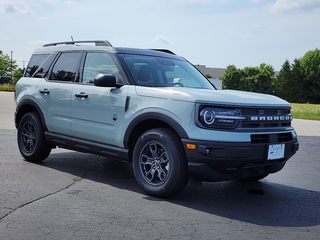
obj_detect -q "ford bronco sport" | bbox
[15,40,299,197]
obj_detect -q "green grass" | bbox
[291,103,320,121]
[0,84,15,92]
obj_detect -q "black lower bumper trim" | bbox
[182,138,299,182]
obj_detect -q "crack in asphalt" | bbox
[0,156,101,222]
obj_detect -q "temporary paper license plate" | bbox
[267,144,285,160]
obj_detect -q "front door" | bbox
[70,52,127,147]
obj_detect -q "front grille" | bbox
[251,133,292,144]
[239,107,292,129]
[278,133,293,142]
[242,122,291,128]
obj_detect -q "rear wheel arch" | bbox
[15,100,47,131]
[17,112,51,162]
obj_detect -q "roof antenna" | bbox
[71,36,74,41]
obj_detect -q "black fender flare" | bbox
[123,112,188,149]
[15,99,47,131]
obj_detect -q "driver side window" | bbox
[82,52,120,84]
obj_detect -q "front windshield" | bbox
[120,55,215,89]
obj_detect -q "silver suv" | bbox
[15,40,299,197]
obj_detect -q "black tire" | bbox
[132,128,189,198]
[17,112,51,162]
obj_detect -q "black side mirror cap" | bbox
[94,74,123,88]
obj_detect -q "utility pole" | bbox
[22,60,26,70]
[10,51,13,80]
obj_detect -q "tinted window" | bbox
[32,53,58,78]
[82,52,120,84]
[49,52,81,82]
[24,54,50,77]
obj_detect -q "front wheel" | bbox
[132,128,189,198]
[17,112,51,162]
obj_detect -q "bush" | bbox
[0,83,15,92]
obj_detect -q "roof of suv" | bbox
[115,47,182,59]
[33,40,182,60]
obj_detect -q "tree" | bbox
[0,50,18,79]
[276,59,305,103]
[275,49,320,103]
[222,64,274,94]
[221,65,242,90]
[12,68,24,84]
[290,59,305,103]
[274,60,292,101]
[299,48,320,103]
[258,63,275,95]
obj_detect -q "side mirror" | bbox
[94,74,123,88]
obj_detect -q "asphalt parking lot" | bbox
[0,91,319,239]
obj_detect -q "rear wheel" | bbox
[17,112,51,162]
[133,128,189,198]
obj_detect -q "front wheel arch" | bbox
[123,112,188,150]
[123,113,189,163]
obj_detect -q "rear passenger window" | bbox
[49,52,81,82]
[24,54,50,77]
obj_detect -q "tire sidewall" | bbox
[133,129,187,197]
[17,112,48,162]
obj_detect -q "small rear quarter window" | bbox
[32,53,58,78]
[24,54,50,77]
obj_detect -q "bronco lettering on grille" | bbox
[250,116,291,121]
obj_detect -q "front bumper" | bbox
[182,137,299,182]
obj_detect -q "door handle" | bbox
[75,92,88,98]
[39,89,50,94]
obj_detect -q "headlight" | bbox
[203,109,215,124]
[198,107,245,129]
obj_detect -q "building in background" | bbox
[195,64,225,90]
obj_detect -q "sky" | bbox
[1,0,320,70]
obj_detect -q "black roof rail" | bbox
[150,49,176,55]
[43,40,113,47]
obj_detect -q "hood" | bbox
[135,87,290,107]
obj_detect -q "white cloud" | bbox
[40,0,78,6]
[27,40,48,46]
[271,0,320,13]
[153,35,170,44]
[0,0,34,15]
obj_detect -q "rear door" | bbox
[37,52,82,136]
